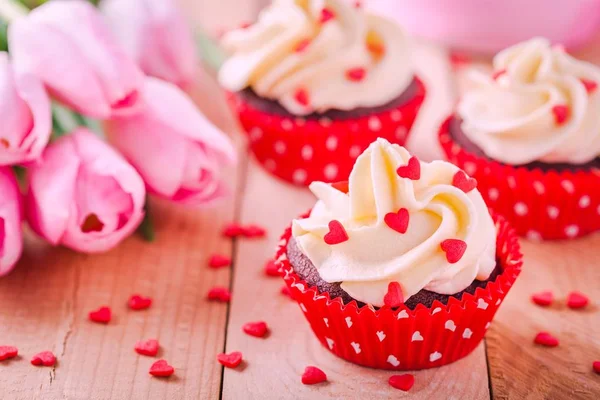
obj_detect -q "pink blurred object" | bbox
[8,0,144,118]
[102,0,198,88]
[106,78,236,206]
[26,129,146,253]
[369,0,600,53]
[0,53,51,166]
[0,167,23,276]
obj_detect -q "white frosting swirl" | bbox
[458,38,600,165]
[292,138,496,307]
[218,0,413,115]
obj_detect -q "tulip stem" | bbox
[138,202,156,242]
[196,29,226,72]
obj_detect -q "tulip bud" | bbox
[106,77,236,205]
[8,0,144,119]
[26,129,146,253]
[102,0,198,88]
[0,52,51,166]
[0,167,23,276]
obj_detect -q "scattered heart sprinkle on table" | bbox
[566,291,589,309]
[534,332,559,347]
[222,223,244,238]
[217,351,243,368]
[531,291,554,307]
[242,321,269,338]
[241,224,266,238]
[135,339,159,357]
[280,285,292,298]
[0,346,18,361]
[31,351,56,367]
[593,361,600,374]
[149,359,174,377]
[209,254,231,269]
[207,287,232,303]
[89,306,112,324]
[389,374,415,391]
[301,366,327,385]
[264,259,280,277]
[128,294,152,310]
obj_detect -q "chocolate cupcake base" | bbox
[287,237,501,310]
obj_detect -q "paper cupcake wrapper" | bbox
[276,210,522,370]
[439,115,600,240]
[228,78,426,186]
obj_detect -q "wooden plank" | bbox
[0,67,243,400]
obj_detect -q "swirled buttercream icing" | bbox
[292,138,496,307]
[218,0,413,115]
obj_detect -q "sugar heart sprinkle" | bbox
[294,89,309,107]
[452,170,477,193]
[89,306,111,324]
[593,361,600,374]
[217,351,243,368]
[129,294,152,310]
[389,374,415,391]
[149,359,174,377]
[301,366,327,385]
[243,321,269,338]
[531,291,554,307]
[396,156,420,180]
[346,67,366,82]
[534,332,559,347]
[384,208,409,234]
[280,285,292,298]
[580,78,597,94]
[207,287,231,303]
[319,8,335,23]
[440,239,467,264]
[242,225,266,238]
[566,291,589,309]
[222,223,244,238]
[135,339,159,357]
[31,351,56,367]
[264,259,280,277]
[449,52,471,68]
[209,254,231,269]
[324,220,349,245]
[552,105,569,125]
[0,346,18,361]
[383,282,404,308]
[492,69,506,80]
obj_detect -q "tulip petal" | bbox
[0,167,23,275]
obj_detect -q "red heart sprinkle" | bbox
[301,366,327,385]
[331,180,349,193]
[440,239,467,264]
[149,359,174,377]
[222,223,244,238]
[295,39,311,53]
[89,306,111,324]
[492,69,506,80]
[129,294,152,310]
[209,254,231,269]
[593,361,600,374]
[135,339,159,357]
[242,224,266,238]
[280,285,292,298]
[242,321,269,338]
[207,287,231,303]
[389,374,415,391]
[319,8,335,23]
[534,332,559,347]
[294,89,309,107]
[396,156,421,180]
[264,259,280,277]
[580,78,597,94]
[566,291,589,309]
[383,282,404,308]
[552,105,569,125]
[346,67,366,82]
[0,346,18,361]
[449,52,471,68]
[384,208,409,234]
[531,291,554,307]
[323,220,349,245]
[31,351,56,367]
[217,351,243,368]
[354,1,362,7]
[452,170,477,193]
[239,22,251,29]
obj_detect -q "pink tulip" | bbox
[8,0,144,119]
[0,167,23,276]
[26,129,146,253]
[106,77,236,206]
[102,0,198,88]
[0,52,51,166]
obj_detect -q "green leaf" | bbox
[196,29,226,72]
[0,19,8,52]
[138,202,155,242]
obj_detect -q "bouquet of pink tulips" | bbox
[0,0,236,275]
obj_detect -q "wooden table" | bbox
[1,1,599,399]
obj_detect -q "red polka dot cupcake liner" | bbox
[227,78,426,186]
[276,210,522,371]
[439,115,600,240]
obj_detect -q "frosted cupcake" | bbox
[440,38,600,239]
[219,0,425,185]
[276,138,522,370]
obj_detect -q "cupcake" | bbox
[276,138,522,370]
[440,38,600,240]
[219,0,425,185]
